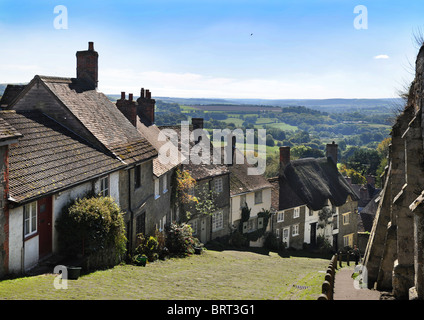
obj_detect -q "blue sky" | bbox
[0,0,423,99]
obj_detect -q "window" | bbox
[275,228,280,238]
[277,211,284,222]
[159,215,167,232]
[240,194,247,209]
[24,202,37,237]
[99,176,109,197]
[333,215,339,230]
[214,178,223,193]
[283,228,289,239]
[162,174,168,193]
[134,165,141,189]
[212,211,224,231]
[254,190,262,204]
[136,212,145,235]
[342,212,350,225]
[292,224,299,236]
[293,207,300,218]
[248,218,256,232]
[343,234,354,247]
[154,178,160,199]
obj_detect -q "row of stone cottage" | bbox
[0,42,365,277]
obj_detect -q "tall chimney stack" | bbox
[279,146,290,176]
[76,41,99,89]
[136,88,155,126]
[326,141,338,164]
[116,92,137,127]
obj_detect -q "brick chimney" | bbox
[116,92,137,127]
[279,146,290,176]
[136,88,155,126]
[326,141,338,164]
[192,118,204,131]
[76,41,99,89]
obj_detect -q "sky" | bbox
[0,0,423,99]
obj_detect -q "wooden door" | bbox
[38,196,53,258]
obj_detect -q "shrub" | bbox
[165,223,201,256]
[56,196,127,268]
[134,234,159,262]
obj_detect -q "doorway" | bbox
[38,196,52,258]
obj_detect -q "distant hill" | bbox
[154,97,404,113]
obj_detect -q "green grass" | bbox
[0,250,329,300]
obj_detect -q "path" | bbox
[333,265,381,300]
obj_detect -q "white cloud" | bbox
[374,54,390,59]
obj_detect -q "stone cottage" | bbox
[269,143,359,251]
[229,147,272,247]
[0,42,159,275]
[160,118,231,244]
[115,89,182,238]
[363,43,424,300]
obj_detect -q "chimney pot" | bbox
[88,42,94,51]
[121,92,125,100]
[140,88,145,98]
[129,93,133,101]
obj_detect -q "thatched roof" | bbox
[280,157,359,211]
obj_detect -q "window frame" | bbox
[154,178,160,199]
[214,178,223,193]
[254,190,263,204]
[277,211,284,222]
[293,206,300,218]
[212,211,224,232]
[24,201,37,237]
[162,174,168,194]
[99,175,109,197]
[292,224,299,236]
[342,212,350,225]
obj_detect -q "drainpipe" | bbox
[128,169,134,254]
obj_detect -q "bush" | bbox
[56,196,127,268]
[134,234,159,262]
[165,223,201,256]
[264,232,279,251]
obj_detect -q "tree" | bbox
[266,134,275,146]
[346,148,381,176]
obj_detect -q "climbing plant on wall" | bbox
[238,205,271,242]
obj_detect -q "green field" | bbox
[0,250,330,300]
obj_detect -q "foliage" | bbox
[56,196,127,265]
[134,234,159,262]
[165,223,201,256]
[338,164,367,184]
[316,235,332,254]
[238,206,271,242]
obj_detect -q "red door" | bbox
[38,196,52,258]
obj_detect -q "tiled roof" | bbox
[229,148,271,196]
[37,76,157,164]
[0,115,22,143]
[1,110,125,203]
[159,124,229,181]
[136,120,181,177]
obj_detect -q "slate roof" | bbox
[136,120,181,177]
[358,193,380,232]
[229,148,271,196]
[159,124,229,181]
[0,84,26,107]
[16,75,157,164]
[0,116,22,143]
[278,157,360,211]
[1,110,125,204]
